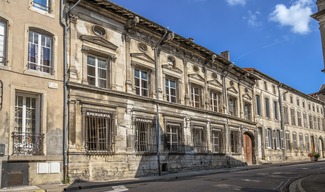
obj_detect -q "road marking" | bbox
[104,185,129,192]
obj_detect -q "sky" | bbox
[110,0,325,94]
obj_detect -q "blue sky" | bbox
[110,0,324,94]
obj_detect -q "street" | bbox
[67,161,325,192]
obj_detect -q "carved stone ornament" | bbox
[212,72,218,79]
[230,81,234,86]
[138,43,148,52]
[245,88,249,93]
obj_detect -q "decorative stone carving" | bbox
[138,43,148,52]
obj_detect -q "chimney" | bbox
[220,51,230,61]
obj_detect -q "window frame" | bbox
[134,68,150,97]
[256,95,262,116]
[230,130,240,153]
[192,126,206,153]
[191,84,202,108]
[165,77,177,103]
[273,100,278,120]
[135,118,156,153]
[32,0,51,13]
[228,95,237,116]
[264,97,270,118]
[210,90,221,113]
[28,30,53,74]
[165,122,182,153]
[211,129,223,153]
[0,18,7,66]
[87,54,110,89]
[243,102,252,121]
[265,128,272,149]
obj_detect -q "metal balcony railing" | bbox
[12,132,44,155]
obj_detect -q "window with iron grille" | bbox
[305,134,310,151]
[292,132,297,150]
[135,69,149,97]
[165,78,177,103]
[0,18,7,66]
[192,127,206,153]
[285,131,290,150]
[135,119,156,152]
[212,129,222,153]
[244,102,252,120]
[211,91,221,112]
[290,108,296,125]
[85,112,113,152]
[33,0,50,13]
[228,96,237,116]
[28,30,52,74]
[265,128,272,149]
[273,130,281,150]
[87,55,109,88]
[299,133,304,150]
[230,130,239,153]
[165,123,182,152]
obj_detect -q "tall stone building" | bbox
[65,0,257,182]
[313,0,325,72]
[0,0,64,187]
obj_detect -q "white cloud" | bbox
[226,0,246,6]
[269,0,313,34]
[243,11,261,27]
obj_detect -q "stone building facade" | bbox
[0,0,64,188]
[245,69,325,163]
[65,0,257,182]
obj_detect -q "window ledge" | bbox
[24,69,55,80]
[29,6,55,19]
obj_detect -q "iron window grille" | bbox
[230,130,240,153]
[12,132,44,155]
[211,91,221,112]
[192,127,207,153]
[135,118,156,153]
[85,111,114,154]
[212,129,222,153]
[165,123,184,153]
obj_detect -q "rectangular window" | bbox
[28,31,52,74]
[243,102,251,120]
[283,93,286,102]
[272,85,276,95]
[265,98,270,118]
[274,130,281,149]
[290,96,293,104]
[13,94,43,155]
[299,133,304,151]
[305,134,310,152]
[212,130,222,153]
[165,123,182,152]
[265,128,272,149]
[135,69,149,97]
[285,131,290,150]
[87,55,109,88]
[297,111,302,127]
[0,19,6,65]
[309,115,313,129]
[230,131,239,153]
[284,106,289,124]
[210,91,221,112]
[165,78,177,103]
[318,118,322,131]
[191,85,201,108]
[314,116,317,130]
[292,132,297,150]
[228,96,237,116]
[85,112,113,152]
[256,95,261,116]
[303,101,305,108]
[135,119,156,152]
[33,0,50,12]
[192,127,206,153]
[297,98,300,106]
[303,113,308,128]
[273,101,278,120]
[290,108,296,125]
[264,81,268,91]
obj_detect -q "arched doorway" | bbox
[243,133,253,165]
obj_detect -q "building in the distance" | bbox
[0,0,64,188]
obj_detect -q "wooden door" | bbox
[243,134,253,165]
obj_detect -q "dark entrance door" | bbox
[243,134,253,165]
[1,162,29,187]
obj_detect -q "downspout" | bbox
[153,29,169,176]
[278,83,286,161]
[60,0,82,183]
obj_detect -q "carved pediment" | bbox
[207,79,222,87]
[227,86,238,94]
[188,73,205,81]
[130,53,155,64]
[80,35,118,50]
[243,93,252,100]
[162,64,183,74]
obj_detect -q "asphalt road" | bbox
[71,162,325,192]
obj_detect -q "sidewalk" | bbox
[0,160,321,192]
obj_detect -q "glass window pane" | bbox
[87,66,95,76]
[87,56,95,66]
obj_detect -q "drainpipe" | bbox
[278,83,287,161]
[60,0,82,183]
[153,29,173,176]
